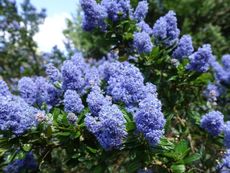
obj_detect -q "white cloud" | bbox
[34,12,70,52]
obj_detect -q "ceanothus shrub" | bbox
[0,0,229,172]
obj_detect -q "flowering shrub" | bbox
[0,0,229,172]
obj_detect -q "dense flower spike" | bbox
[172,35,194,60]
[61,60,85,92]
[101,0,131,21]
[224,122,230,148]
[64,90,84,113]
[85,104,127,150]
[133,31,153,54]
[211,55,230,86]
[80,0,107,31]
[0,80,11,97]
[4,152,37,173]
[87,86,111,115]
[135,94,165,146]
[212,62,230,86]
[18,77,37,105]
[18,77,61,107]
[222,54,230,71]
[187,44,213,72]
[105,61,145,105]
[153,10,180,46]
[0,96,38,135]
[200,111,224,136]
[46,63,61,83]
[136,21,153,35]
[133,1,148,21]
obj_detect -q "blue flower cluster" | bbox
[80,0,107,31]
[153,11,180,46]
[4,152,37,173]
[64,90,84,113]
[135,94,166,146]
[172,35,194,60]
[81,0,228,77]
[200,111,224,136]
[46,63,61,83]
[136,21,153,35]
[211,54,230,86]
[86,86,111,115]
[1,51,165,150]
[133,31,153,54]
[85,104,127,150]
[133,0,148,22]
[224,122,230,148]
[0,80,11,97]
[186,44,213,73]
[61,53,101,95]
[101,0,131,21]
[100,61,145,105]
[18,77,61,107]
[0,83,38,134]
[97,59,165,147]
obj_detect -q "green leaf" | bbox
[0,148,7,157]
[54,132,71,136]
[175,140,188,154]
[46,126,52,138]
[171,164,186,173]
[126,122,136,131]
[183,153,201,164]
[86,146,97,154]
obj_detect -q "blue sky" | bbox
[16,0,79,52]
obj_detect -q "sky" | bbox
[17,0,78,52]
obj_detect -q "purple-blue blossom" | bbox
[200,111,224,136]
[85,104,127,150]
[61,60,85,92]
[134,94,166,146]
[86,86,111,115]
[133,1,148,21]
[211,60,230,86]
[18,77,37,105]
[64,90,84,113]
[222,54,230,71]
[46,63,61,83]
[101,0,131,21]
[186,44,213,73]
[136,21,153,35]
[80,0,107,31]
[106,61,145,105]
[0,96,38,135]
[153,11,180,46]
[0,80,11,97]
[172,35,194,60]
[224,122,230,148]
[84,67,101,90]
[18,77,61,107]
[133,31,153,54]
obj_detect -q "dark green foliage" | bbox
[0,0,46,82]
